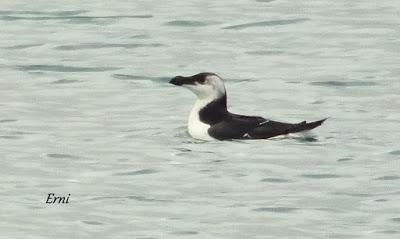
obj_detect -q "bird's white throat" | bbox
[187,97,216,141]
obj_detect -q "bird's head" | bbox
[169,72,226,100]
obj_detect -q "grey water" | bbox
[1,0,399,238]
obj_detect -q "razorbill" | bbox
[169,72,326,141]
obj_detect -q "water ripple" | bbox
[130,34,149,39]
[7,131,33,135]
[164,20,209,27]
[0,10,89,16]
[0,119,17,123]
[47,153,77,159]
[170,231,198,235]
[333,192,373,198]
[253,207,298,213]
[55,43,163,50]
[17,65,120,72]
[374,176,400,181]
[310,80,377,87]
[50,79,81,84]
[90,196,121,201]
[222,18,308,30]
[113,169,157,176]
[246,50,285,55]
[0,15,152,21]
[225,77,257,83]
[126,196,172,203]
[0,135,22,140]
[3,44,43,49]
[82,220,103,225]
[301,174,342,179]
[260,178,292,183]
[389,150,400,155]
[111,74,169,82]
[378,230,399,234]
[337,157,354,162]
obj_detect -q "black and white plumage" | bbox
[169,72,326,141]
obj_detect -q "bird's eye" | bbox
[198,78,206,84]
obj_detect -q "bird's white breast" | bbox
[187,99,215,141]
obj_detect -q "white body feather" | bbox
[188,99,215,141]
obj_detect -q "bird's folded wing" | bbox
[208,114,267,140]
[247,120,303,139]
[248,118,326,139]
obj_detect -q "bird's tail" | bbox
[289,118,328,134]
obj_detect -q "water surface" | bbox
[1,0,399,238]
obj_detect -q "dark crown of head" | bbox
[191,72,216,83]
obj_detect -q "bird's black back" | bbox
[198,94,326,140]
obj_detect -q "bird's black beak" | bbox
[169,76,194,86]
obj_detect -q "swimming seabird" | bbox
[169,72,326,141]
